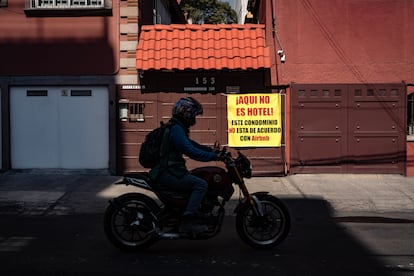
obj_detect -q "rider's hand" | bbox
[213,141,221,154]
[216,146,227,161]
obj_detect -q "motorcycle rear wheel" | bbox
[236,194,290,249]
[103,193,160,251]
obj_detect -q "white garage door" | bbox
[10,86,109,169]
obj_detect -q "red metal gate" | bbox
[291,83,406,174]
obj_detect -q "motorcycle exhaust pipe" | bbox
[158,233,180,239]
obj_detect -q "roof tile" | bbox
[136,24,271,71]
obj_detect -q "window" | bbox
[25,0,112,16]
[129,103,145,122]
[71,89,92,96]
[408,93,414,139]
[27,90,48,96]
[29,0,104,9]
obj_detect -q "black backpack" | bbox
[139,121,173,168]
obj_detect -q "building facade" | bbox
[1,0,119,172]
[248,0,414,175]
[0,0,184,173]
[1,0,414,176]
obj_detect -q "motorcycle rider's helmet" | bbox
[172,97,203,127]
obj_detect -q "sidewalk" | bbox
[1,171,413,218]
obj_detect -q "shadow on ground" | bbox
[0,196,402,275]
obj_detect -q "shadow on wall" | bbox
[0,40,116,75]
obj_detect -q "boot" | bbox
[179,214,208,234]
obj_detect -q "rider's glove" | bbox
[213,141,221,154]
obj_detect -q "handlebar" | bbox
[217,146,235,166]
[219,146,227,157]
[214,144,252,180]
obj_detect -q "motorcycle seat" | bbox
[123,172,151,182]
[121,173,189,206]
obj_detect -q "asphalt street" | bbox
[1,210,413,275]
[0,172,413,275]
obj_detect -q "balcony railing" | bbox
[30,0,105,9]
[25,0,111,16]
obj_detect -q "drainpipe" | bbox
[153,0,157,24]
[270,0,285,63]
[270,0,289,174]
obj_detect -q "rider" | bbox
[150,97,220,233]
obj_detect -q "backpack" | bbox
[139,121,173,168]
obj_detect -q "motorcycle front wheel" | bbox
[103,193,160,251]
[236,194,290,249]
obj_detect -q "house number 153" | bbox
[195,77,216,85]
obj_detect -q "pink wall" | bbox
[407,142,414,176]
[0,0,119,75]
[274,0,414,85]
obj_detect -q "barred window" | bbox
[30,0,104,9]
[408,93,414,138]
[129,103,145,122]
[25,0,111,16]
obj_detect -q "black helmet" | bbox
[172,97,203,126]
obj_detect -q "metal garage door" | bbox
[10,86,109,169]
[291,83,406,174]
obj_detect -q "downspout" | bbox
[270,0,285,81]
[269,0,289,174]
[153,0,157,24]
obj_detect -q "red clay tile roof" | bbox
[136,24,271,71]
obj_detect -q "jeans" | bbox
[158,171,208,216]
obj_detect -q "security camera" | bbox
[277,50,286,63]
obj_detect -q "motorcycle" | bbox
[103,147,290,250]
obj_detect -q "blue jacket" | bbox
[149,117,218,179]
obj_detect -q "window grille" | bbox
[129,103,145,122]
[30,0,104,9]
[408,93,414,136]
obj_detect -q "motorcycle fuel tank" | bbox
[190,166,232,191]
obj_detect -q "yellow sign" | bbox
[227,94,282,147]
